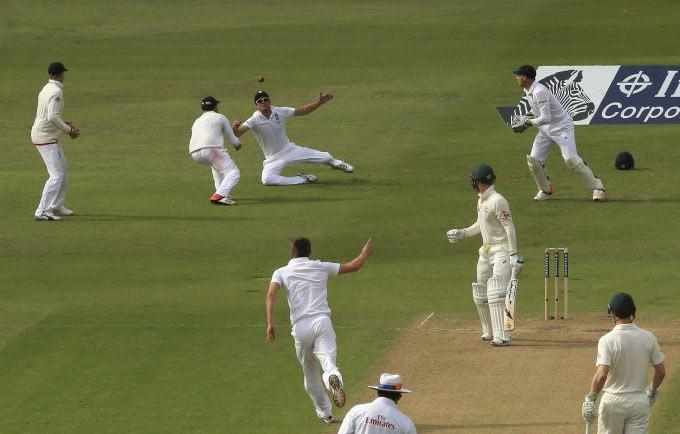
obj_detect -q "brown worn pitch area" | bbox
[349,314,679,434]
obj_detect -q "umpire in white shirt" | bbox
[189,96,242,205]
[31,62,80,221]
[338,373,417,434]
[266,237,373,424]
[582,293,666,434]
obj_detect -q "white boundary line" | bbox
[419,312,435,327]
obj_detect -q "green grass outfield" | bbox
[2,1,680,432]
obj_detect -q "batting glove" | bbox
[446,229,465,244]
[582,393,598,423]
[647,389,662,407]
[510,254,525,276]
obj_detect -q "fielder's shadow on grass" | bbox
[74,214,250,222]
[417,421,577,432]
[236,196,355,205]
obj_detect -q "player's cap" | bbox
[201,96,220,111]
[608,292,636,319]
[48,62,68,76]
[513,65,536,79]
[254,90,270,104]
[369,373,412,393]
[615,151,635,170]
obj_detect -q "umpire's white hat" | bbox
[368,373,412,393]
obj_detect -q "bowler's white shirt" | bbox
[31,80,72,144]
[243,106,296,158]
[338,397,417,434]
[464,186,517,254]
[271,257,340,326]
[597,323,665,401]
[524,81,573,134]
[189,111,241,153]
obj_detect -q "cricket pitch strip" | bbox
[343,314,680,434]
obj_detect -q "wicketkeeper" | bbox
[446,164,522,346]
[512,65,606,202]
[582,293,666,434]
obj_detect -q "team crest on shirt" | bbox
[501,210,511,219]
[55,97,61,101]
[274,113,280,122]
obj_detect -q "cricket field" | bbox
[1,1,679,433]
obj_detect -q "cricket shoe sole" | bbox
[329,374,345,408]
[592,189,606,201]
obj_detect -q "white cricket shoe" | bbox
[210,194,236,205]
[34,212,61,221]
[533,184,554,201]
[52,206,75,216]
[592,189,605,201]
[331,161,354,173]
[321,415,339,424]
[481,332,493,341]
[533,190,551,201]
[491,338,510,347]
[297,173,318,184]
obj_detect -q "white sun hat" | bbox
[368,373,412,393]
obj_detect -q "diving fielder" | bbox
[266,237,373,424]
[189,96,242,205]
[446,164,522,346]
[512,65,606,201]
[32,62,80,221]
[582,293,666,434]
[232,90,354,185]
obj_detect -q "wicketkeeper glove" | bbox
[511,114,534,133]
[647,388,662,407]
[581,393,598,423]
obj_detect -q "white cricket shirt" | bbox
[243,106,296,158]
[189,111,241,153]
[338,397,417,434]
[31,80,72,144]
[271,257,340,326]
[464,186,517,254]
[524,81,573,134]
[597,323,665,401]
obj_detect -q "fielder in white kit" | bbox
[582,293,665,434]
[32,62,80,221]
[446,164,522,346]
[189,96,242,205]
[232,90,354,185]
[512,65,606,201]
[338,373,417,434]
[266,237,374,424]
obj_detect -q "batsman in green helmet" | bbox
[446,164,523,346]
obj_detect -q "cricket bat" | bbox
[504,256,524,331]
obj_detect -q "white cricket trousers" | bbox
[598,393,650,434]
[191,147,240,197]
[261,144,340,185]
[35,143,68,216]
[476,244,512,341]
[291,314,343,419]
[529,126,579,162]
[476,244,511,288]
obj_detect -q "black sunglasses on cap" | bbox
[256,97,270,104]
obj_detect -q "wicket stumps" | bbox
[544,248,569,320]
